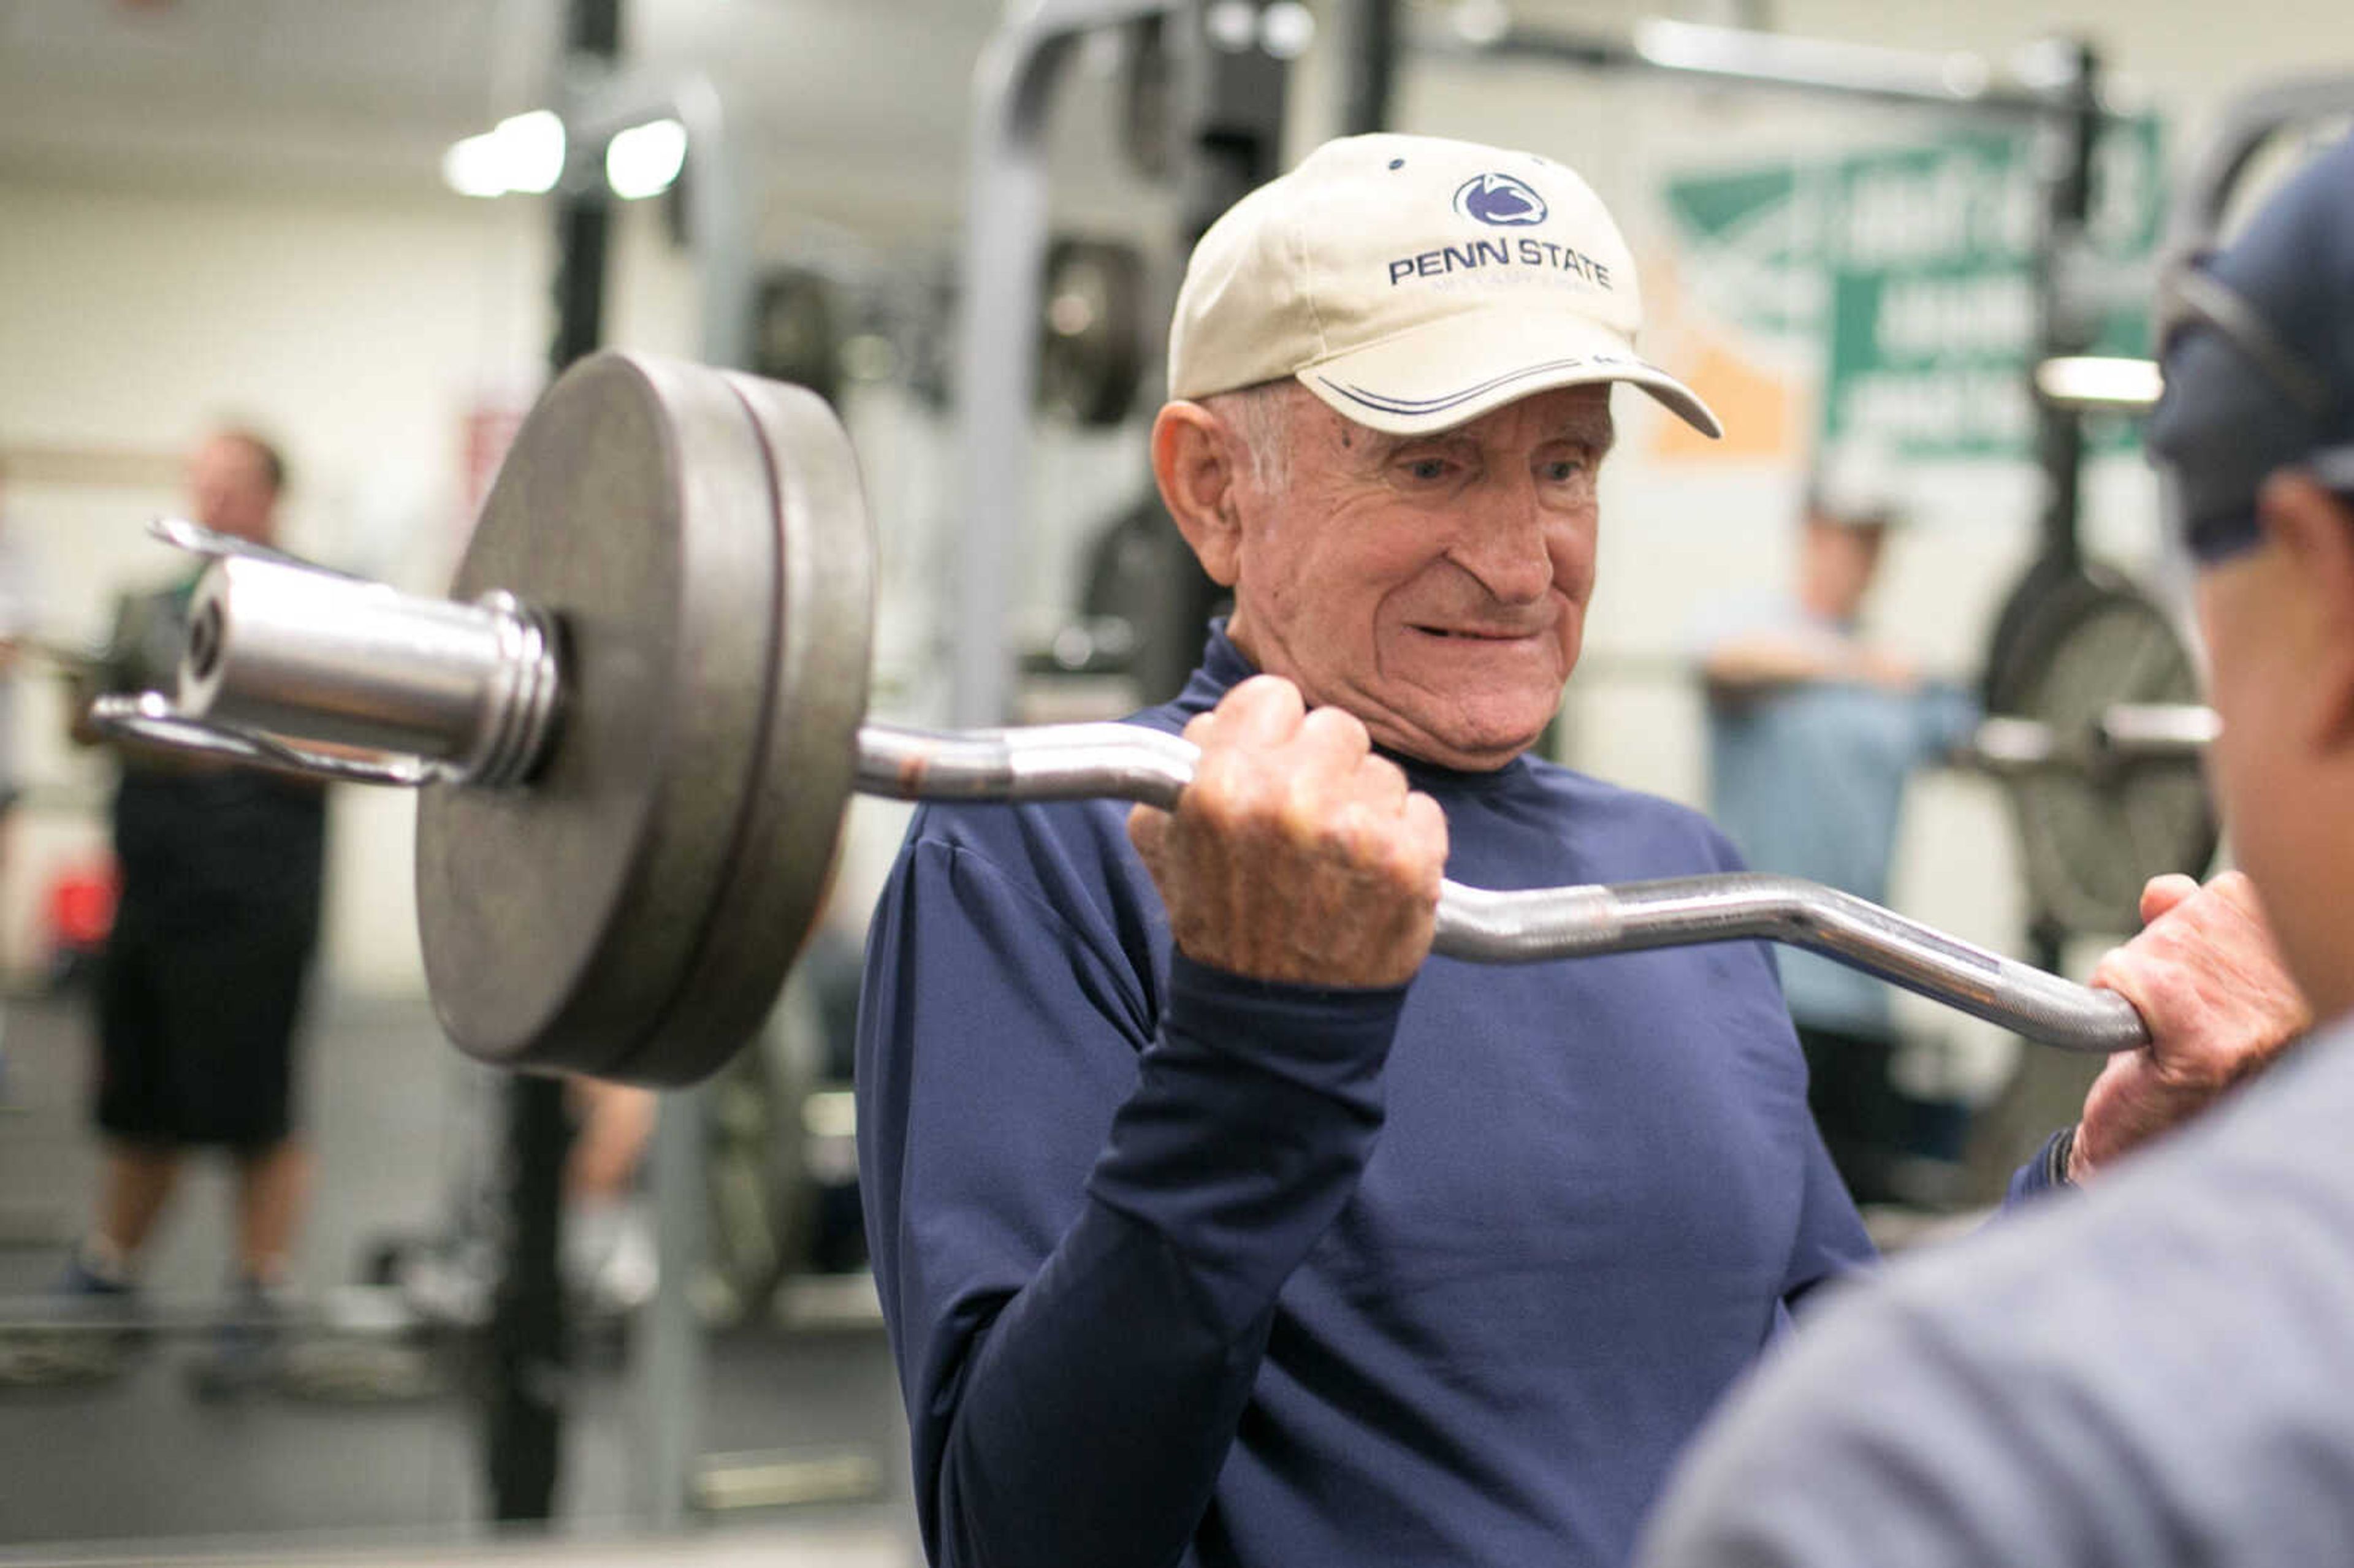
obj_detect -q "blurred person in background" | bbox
[562,1078,658,1315]
[64,425,329,1400]
[1697,458,1981,1205]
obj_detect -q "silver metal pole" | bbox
[951,0,1183,729]
[634,1091,706,1532]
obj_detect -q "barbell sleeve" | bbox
[855,722,2150,1056]
[173,557,562,786]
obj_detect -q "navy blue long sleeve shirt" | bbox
[857,628,1878,1568]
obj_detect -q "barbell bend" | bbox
[852,721,2149,1055]
[1432,876,2147,1054]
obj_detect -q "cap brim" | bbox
[1295,307,1722,439]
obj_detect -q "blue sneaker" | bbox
[57,1246,142,1331]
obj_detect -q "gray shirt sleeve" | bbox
[1637,1024,2354,1568]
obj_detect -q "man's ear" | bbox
[2261,472,2354,750]
[1151,401,1243,587]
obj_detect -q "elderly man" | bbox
[1637,134,2354,1568]
[856,134,2299,1568]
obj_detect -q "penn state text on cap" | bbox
[1168,132,1724,440]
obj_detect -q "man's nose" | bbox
[1449,480,1555,604]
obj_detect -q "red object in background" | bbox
[460,403,529,520]
[48,861,119,954]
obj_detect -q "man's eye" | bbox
[1542,457,1588,482]
[1406,458,1452,482]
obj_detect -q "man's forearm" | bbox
[1700,633,1846,695]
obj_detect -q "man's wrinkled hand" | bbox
[1128,676,1447,989]
[2072,871,2311,1181]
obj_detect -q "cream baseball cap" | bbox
[1168,132,1720,439]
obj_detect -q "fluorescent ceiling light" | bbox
[442,134,509,198]
[1450,0,1510,46]
[442,109,566,199]
[606,118,688,200]
[1261,1,1316,59]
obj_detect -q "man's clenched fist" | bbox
[1128,676,1449,988]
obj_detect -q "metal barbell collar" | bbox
[89,549,2152,1059]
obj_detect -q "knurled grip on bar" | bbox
[853,721,2152,1055]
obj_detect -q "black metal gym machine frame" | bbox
[474,2,763,1528]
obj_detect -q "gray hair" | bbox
[1199,379,1298,493]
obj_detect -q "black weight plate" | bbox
[1075,486,1230,706]
[1978,550,2085,712]
[1038,238,1148,428]
[1986,566,2219,935]
[752,268,844,409]
[417,353,872,1085]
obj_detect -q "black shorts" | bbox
[94,914,319,1149]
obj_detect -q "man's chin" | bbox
[1371,706,1552,771]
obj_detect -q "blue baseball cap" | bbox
[2149,132,2354,564]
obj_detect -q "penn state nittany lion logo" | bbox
[1453,172,1548,227]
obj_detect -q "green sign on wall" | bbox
[1663,117,2163,460]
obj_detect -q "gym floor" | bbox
[0,986,921,1566]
